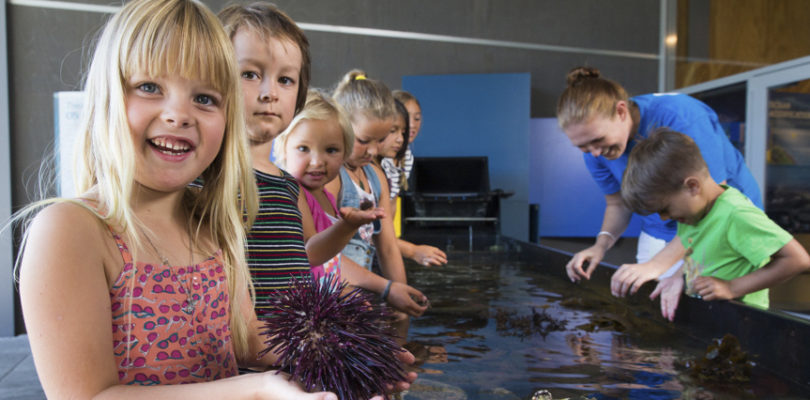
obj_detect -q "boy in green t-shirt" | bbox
[618,129,810,320]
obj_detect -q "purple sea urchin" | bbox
[258,274,407,400]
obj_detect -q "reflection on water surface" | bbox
[399,251,809,400]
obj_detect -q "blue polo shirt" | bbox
[584,93,762,241]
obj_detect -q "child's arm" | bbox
[371,164,408,285]
[303,205,385,266]
[397,238,448,267]
[611,237,686,297]
[304,174,366,265]
[649,270,685,322]
[19,202,122,399]
[339,256,427,316]
[693,238,810,301]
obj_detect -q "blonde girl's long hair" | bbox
[333,69,396,124]
[16,0,258,359]
[556,66,629,130]
[273,89,355,169]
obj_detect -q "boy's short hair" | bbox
[218,2,311,114]
[622,129,709,215]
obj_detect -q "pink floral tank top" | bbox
[108,231,238,385]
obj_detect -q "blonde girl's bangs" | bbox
[119,0,236,97]
[273,90,356,164]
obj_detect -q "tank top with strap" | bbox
[108,229,237,385]
[338,165,382,269]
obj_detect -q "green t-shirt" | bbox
[677,186,792,309]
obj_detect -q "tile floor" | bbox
[0,335,44,400]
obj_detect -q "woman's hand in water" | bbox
[411,245,447,266]
[565,244,607,282]
[387,282,428,317]
[339,206,385,228]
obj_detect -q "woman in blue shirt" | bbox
[556,66,761,296]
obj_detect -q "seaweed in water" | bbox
[682,334,755,383]
[575,315,627,333]
[259,274,407,400]
[494,307,567,339]
[558,296,610,311]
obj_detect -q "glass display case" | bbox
[682,57,810,226]
[691,82,747,155]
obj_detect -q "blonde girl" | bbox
[325,70,428,317]
[276,90,428,316]
[16,0,338,398]
[274,89,364,279]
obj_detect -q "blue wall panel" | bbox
[529,118,641,238]
[403,73,530,241]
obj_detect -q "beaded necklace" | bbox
[142,225,197,314]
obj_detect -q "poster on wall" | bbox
[766,91,810,233]
[54,91,85,198]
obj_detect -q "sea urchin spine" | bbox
[258,274,407,400]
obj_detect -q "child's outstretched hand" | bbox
[650,274,684,322]
[339,206,385,228]
[258,370,338,400]
[387,282,429,317]
[411,245,447,266]
[389,349,418,392]
[368,349,418,399]
[692,276,735,301]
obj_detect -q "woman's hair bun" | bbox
[566,66,601,86]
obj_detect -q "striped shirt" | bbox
[246,169,311,315]
[381,148,414,199]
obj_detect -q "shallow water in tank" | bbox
[398,251,809,400]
